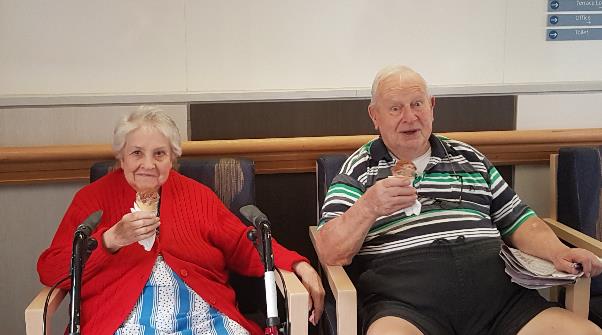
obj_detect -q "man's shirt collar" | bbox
[368,134,449,166]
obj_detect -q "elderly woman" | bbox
[37,107,324,335]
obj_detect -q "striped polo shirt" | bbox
[319,135,535,259]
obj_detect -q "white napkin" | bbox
[131,202,156,251]
[403,200,422,216]
[389,175,422,216]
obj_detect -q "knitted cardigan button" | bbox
[179,269,189,277]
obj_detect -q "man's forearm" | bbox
[506,216,569,261]
[315,197,377,265]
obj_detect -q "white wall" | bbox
[504,1,602,84]
[514,93,602,217]
[0,182,83,335]
[186,1,507,92]
[2,0,602,97]
[0,1,187,95]
[517,93,602,129]
[0,105,188,146]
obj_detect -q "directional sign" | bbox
[548,13,602,26]
[548,0,602,11]
[547,28,602,40]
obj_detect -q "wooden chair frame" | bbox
[309,226,357,335]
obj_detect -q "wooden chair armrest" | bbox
[543,218,601,318]
[543,218,602,255]
[275,269,309,335]
[563,277,591,318]
[25,286,67,335]
[309,226,357,335]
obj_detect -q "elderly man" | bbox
[314,65,602,335]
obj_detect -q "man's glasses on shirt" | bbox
[419,174,464,210]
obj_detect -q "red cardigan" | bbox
[38,169,307,335]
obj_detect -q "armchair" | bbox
[311,154,356,335]
[311,152,600,335]
[548,147,602,323]
[25,158,309,335]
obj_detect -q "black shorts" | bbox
[356,237,558,335]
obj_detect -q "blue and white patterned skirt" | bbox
[115,256,249,335]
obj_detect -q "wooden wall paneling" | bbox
[432,96,516,132]
[3,129,602,184]
[189,96,516,140]
[190,100,375,140]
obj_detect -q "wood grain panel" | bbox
[1,129,602,184]
[190,96,515,140]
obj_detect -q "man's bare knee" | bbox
[366,316,424,335]
[518,307,602,335]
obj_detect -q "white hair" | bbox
[369,65,430,106]
[112,106,182,160]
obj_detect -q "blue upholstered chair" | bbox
[26,158,309,335]
[554,146,602,325]
[89,158,256,223]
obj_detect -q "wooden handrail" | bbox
[1,129,602,184]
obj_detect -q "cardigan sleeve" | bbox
[37,188,119,289]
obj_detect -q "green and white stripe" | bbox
[319,135,536,258]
